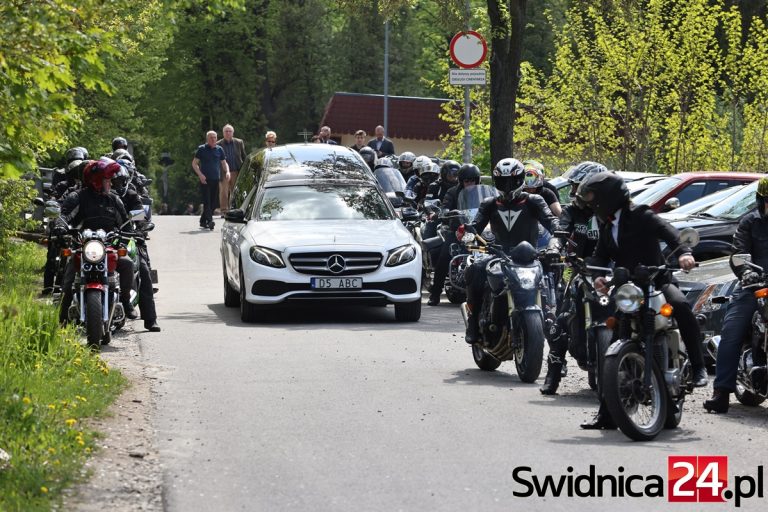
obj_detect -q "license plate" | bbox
[311,277,363,289]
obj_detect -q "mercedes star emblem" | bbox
[327,254,346,274]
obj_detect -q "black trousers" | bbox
[430,231,457,300]
[662,283,705,370]
[136,244,157,324]
[200,181,219,227]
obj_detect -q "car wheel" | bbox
[239,261,259,323]
[223,257,240,307]
[394,299,421,322]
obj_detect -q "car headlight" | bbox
[249,246,285,268]
[83,240,106,263]
[615,283,643,313]
[513,267,539,290]
[386,244,417,267]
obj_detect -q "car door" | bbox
[226,188,258,284]
[674,180,708,206]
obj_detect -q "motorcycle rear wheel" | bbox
[603,342,667,441]
[735,383,766,406]
[85,289,104,347]
[514,311,545,383]
[445,286,465,304]
[472,344,501,371]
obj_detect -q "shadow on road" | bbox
[548,426,704,446]
[442,368,537,388]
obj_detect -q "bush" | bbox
[0,241,124,511]
[0,178,37,258]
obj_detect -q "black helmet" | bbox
[359,146,376,168]
[492,158,525,195]
[111,136,128,151]
[440,160,461,183]
[112,164,131,195]
[65,146,89,163]
[568,160,607,191]
[111,148,133,162]
[756,178,768,217]
[458,163,481,187]
[575,172,630,222]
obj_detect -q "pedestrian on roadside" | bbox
[192,131,229,230]
[367,125,395,157]
[349,130,367,152]
[317,126,337,144]
[217,124,246,215]
[265,130,277,148]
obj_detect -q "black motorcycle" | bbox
[460,237,547,383]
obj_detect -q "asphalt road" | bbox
[141,216,767,512]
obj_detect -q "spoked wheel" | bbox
[603,342,667,441]
[665,357,690,429]
[514,311,545,383]
[472,343,501,371]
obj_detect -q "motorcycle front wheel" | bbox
[514,311,545,383]
[603,342,667,441]
[85,289,104,347]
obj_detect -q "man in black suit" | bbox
[317,126,337,144]
[575,172,709,429]
[367,125,395,157]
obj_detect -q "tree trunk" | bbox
[487,0,527,167]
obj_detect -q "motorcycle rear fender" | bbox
[84,282,105,290]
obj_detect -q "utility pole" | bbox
[463,0,472,164]
[384,19,390,134]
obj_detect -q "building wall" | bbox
[338,134,448,158]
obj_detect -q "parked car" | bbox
[550,171,665,205]
[221,144,422,323]
[675,257,738,367]
[633,172,759,212]
[666,180,763,261]
[658,184,746,222]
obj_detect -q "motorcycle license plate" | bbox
[311,277,363,289]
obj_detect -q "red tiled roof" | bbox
[320,92,454,141]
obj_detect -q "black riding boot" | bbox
[465,314,480,344]
[540,354,564,395]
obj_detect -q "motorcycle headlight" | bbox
[514,267,539,290]
[83,240,106,263]
[386,244,417,267]
[615,283,643,313]
[249,246,285,268]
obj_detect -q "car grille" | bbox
[289,251,383,276]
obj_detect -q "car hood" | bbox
[244,220,413,251]
[671,216,733,230]
[675,256,734,287]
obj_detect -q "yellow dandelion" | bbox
[48,447,56,455]
[40,486,48,494]
[65,418,77,427]
[74,358,82,365]
[75,395,87,402]
[22,396,31,405]
[85,447,92,454]
[76,437,85,446]
[48,404,56,410]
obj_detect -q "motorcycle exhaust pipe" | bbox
[460,302,469,328]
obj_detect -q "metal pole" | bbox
[463,0,472,163]
[384,19,389,134]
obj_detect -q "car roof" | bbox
[669,171,761,180]
[262,178,380,189]
[261,144,375,184]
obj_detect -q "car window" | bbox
[254,184,394,221]
[633,177,681,205]
[231,151,265,209]
[675,181,707,205]
[670,185,743,215]
[556,183,571,205]
[705,181,733,195]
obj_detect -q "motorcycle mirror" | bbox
[130,209,146,221]
[731,253,752,267]
[424,199,441,209]
[142,222,155,232]
[33,197,45,207]
[679,227,700,248]
[553,230,570,239]
[401,208,419,222]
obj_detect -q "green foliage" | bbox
[0,241,124,511]
[0,179,37,259]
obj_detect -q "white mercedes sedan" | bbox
[221,145,422,323]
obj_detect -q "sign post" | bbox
[449,30,487,164]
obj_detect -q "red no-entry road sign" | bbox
[449,31,487,69]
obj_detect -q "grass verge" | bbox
[0,240,125,511]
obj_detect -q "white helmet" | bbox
[412,155,433,175]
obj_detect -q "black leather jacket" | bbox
[560,204,600,258]
[470,192,558,252]
[731,210,768,279]
[57,188,129,232]
[427,180,454,202]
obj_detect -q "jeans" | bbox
[713,288,758,392]
[200,181,219,227]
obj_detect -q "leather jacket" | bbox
[470,192,559,252]
[731,210,768,279]
[57,188,129,232]
[560,204,600,258]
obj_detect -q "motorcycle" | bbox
[459,235,548,383]
[707,253,768,408]
[600,228,700,441]
[64,209,146,347]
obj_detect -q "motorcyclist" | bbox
[112,162,161,332]
[398,151,417,181]
[427,160,460,202]
[540,161,607,395]
[55,158,137,324]
[575,171,709,429]
[427,163,481,306]
[463,158,560,343]
[703,177,768,413]
[112,136,128,152]
[404,156,437,205]
[359,146,377,172]
[523,160,561,216]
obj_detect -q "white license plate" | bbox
[311,277,363,289]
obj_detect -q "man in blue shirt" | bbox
[192,130,229,229]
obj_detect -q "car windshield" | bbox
[633,177,681,205]
[672,185,744,215]
[255,184,393,221]
[697,181,757,220]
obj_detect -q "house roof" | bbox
[320,92,454,141]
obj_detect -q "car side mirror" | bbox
[225,208,246,223]
[663,197,680,212]
[679,227,700,248]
